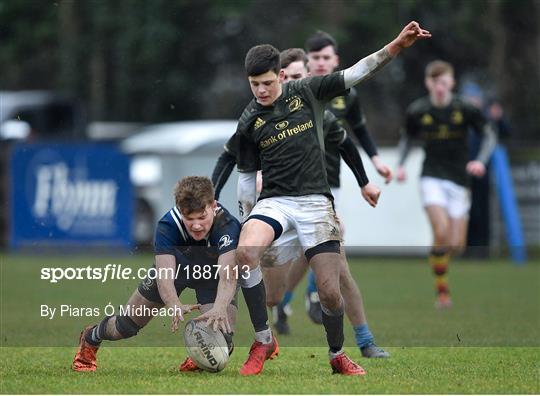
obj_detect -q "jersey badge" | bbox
[288,96,303,112]
[218,235,233,249]
[254,117,266,130]
[451,110,464,125]
[275,120,289,130]
[421,113,434,125]
[331,96,346,110]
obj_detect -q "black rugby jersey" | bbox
[405,96,487,187]
[327,87,378,160]
[323,110,347,188]
[234,72,346,200]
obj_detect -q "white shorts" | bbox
[420,176,471,219]
[261,229,302,267]
[249,194,341,266]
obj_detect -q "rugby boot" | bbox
[179,356,201,372]
[435,293,453,309]
[330,352,366,375]
[360,342,390,358]
[239,335,279,375]
[72,326,99,372]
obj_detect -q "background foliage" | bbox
[1,0,538,143]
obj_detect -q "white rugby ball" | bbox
[183,319,229,372]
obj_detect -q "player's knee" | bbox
[236,246,259,269]
[115,315,142,339]
[318,289,342,312]
[433,227,448,246]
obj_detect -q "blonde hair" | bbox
[425,60,454,78]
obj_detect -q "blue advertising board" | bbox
[9,143,133,249]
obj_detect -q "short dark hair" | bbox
[280,48,308,69]
[245,44,280,76]
[425,60,454,79]
[174,176,215,215]
[305,30,338,53]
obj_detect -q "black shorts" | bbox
[137,275,238,307]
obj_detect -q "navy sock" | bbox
[321,305,344,353]
[242,279,269,332]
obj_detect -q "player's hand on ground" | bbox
[361,183,381,207]
[396,167,407,182]
[169,303,201,332]
[394,21,431,49]
[466,160,486,178]
[194,306,231,334]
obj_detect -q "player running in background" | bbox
[228,21,429,375]
[396,60,496,308]
[72,177,239,372]
[276,30,394,329]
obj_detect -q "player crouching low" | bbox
[72,176,240,372]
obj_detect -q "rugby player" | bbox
[72,176,240,372]
[396,60,497,308]
[228,21,430,375]
[213,48,389,359]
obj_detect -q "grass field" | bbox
[1,253,539,394]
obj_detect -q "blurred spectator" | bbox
[462,82,512,257]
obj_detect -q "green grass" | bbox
[1,346,538,394]
[1,254,539,393]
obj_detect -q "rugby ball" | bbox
[184,320,229,372]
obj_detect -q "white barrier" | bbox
[338,147,432,255]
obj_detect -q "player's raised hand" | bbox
[361,182,381,207]
[397,21,431,48]
[388,21,431,56]
[396,166,407,182]
[170,303,201,332]
[194,306,231,334]
[466,160,486,178]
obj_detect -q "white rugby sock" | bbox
[255,328,272,344]
[329,349,344,360]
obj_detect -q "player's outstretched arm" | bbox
[155,254,200,332]
[194,250,237,333]
[343,21,431,89]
